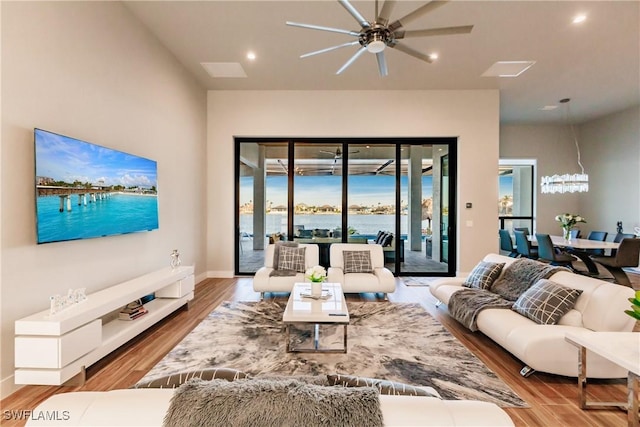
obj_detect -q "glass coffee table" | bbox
[283,282,349,353]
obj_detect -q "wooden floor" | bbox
[2,276,637,427]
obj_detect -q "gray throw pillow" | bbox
[164,378,385,427]
[462,261,505,290]
[133,367,249,389]
[512,279,583,325]
[327,374,441,398]
[278,246,306,272]
[343,250,373,273]
[272,241,298,270]
[490,258,562,301]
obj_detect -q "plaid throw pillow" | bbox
[272,241,298,270]
[278,246,306,272]
[327,374,441,398]
[512,279,583,325]
[462,261,505,290]
[134,368,249,389]
[343,250,373,273]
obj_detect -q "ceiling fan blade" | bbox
[392,42,433,63]
[399,25,474,39]
[300,41,361,59]
[338,0,371,28]
[377,0,397,26]
[336,46,367,74]
[388,0,450,32]
[286,21,360,37]
[376,51,389,77]
[376,159,395,174]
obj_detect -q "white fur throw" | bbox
[163,378,384,427]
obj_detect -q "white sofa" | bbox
[430,253,637,378]
[253,243,320,299]
[327,243,396,297]
[25,388,514,426]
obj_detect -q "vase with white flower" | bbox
[305,265,327,296]
[555,213,586,242]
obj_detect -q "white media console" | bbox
[14,266,195,386]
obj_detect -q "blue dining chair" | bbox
[535,233,575,270]
[499,229,518,257]
[586,231,608,256]
[514,230,538,259]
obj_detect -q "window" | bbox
[236,138,457,277]
[498,160,535,234]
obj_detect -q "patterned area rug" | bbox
[140,301,526,407]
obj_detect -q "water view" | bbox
[240,213,428,238]
[37,193,158,243]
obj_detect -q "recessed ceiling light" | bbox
[539,105,558,111]
[247,51,256,61]
[200,62,247,78]
[482,61,536,78]
[573,14,587,24]
[429,53,439,61]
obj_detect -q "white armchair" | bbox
[327,243,396,298]
[253,243,320,299]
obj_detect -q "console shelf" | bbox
[15,266,195,385]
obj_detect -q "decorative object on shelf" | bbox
[555,213,586,241]
[635,226,640,237]
[624,290,640,320]
[170,249,181,270]
[541,99,589,194]
[49,288,87,316]
[616,221,623,234]
[119,299,149,321]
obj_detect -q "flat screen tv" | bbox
[34,128,159,244]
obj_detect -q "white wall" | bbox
[501,107,640,238]
[578,106,640,236]
[207,90,500,277]
[1,2,207,398]
[500,124,582,235]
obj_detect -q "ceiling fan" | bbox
[286,0,473,76]
[319,147,360,159]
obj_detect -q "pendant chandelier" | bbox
[540,98,589,194]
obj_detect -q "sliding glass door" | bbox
[235,138,457,276]
[397,144,450,274]
[347,143,396,267]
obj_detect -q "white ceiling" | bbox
[124,0,640,124]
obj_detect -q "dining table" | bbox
[529,235,620,274]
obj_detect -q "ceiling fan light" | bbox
[367,40,386,53]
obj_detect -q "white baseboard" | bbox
[206,270,235,278]
[0,373,21,400]
[195,272,208,285]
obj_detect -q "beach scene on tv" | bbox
[34,129,158,244]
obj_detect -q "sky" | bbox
[35,129,157,188]
[241,175,434,206]
[499,176,513,198]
